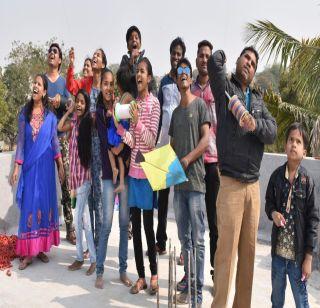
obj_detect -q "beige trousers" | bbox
[212,176,260,308]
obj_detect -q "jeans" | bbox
[271,255,309,308]
[173,190,205,297]
[96,179,129,277]
[88,132,103,248]
[75,181,96,263]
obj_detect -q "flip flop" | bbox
[19,258,32,270]
[37,252,49,263]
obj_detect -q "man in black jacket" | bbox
[208,46,277,308]
[120,25,145,98]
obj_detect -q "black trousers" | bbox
[204,162,220,269]
[155,188,170,250]
[131,207,157,278]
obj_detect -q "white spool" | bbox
[114,101,135,121]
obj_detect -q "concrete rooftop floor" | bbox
[1,214,320,308]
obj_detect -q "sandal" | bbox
[37,252,49,263]
[120,272,133,287]
[130,278,147,294]
[19,257,32,270]
[149,275,158,295]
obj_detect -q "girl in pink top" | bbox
[116,58,160,295]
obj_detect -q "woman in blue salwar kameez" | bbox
[10,74,64,270]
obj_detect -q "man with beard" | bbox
[191,40,219,284]
[208,47,277,308]
[45,43,75,245]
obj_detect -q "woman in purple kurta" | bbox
[10,74,64,270]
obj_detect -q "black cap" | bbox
[126,26,141,43]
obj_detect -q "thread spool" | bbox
[114,101,135,122]
[228,95,248,124]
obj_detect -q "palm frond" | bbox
[245,20,301,68]
[246,21,320,108]
[263,89,320,154]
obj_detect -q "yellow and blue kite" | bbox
[135,144,187,191]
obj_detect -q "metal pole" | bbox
[194,247,197,306]
[157,253,160,308]
[174,246,177,308]
[168,239,172,307]
[188,250,191,308]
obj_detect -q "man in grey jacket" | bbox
[208,46,277,308]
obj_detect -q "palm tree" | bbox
[245,20,320,155]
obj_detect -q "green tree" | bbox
[255,64,281,92]
[0,39,69,150]
[246,20,320,155]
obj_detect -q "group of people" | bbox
[9,25,319,308]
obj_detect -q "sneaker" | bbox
[176,275,187,292]
[173,290,202,308]
[173,290,189,305]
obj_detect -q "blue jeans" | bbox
[96,179,129,277]
[272,255,309,308]
[88,132,103,248]
[173,190,205,299]
[75,181,96,263]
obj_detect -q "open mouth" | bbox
[33,88,39,94]
[181,76,187,82]
[137,78,142,85]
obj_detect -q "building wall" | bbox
[1,152,319,268]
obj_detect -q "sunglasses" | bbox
[48,47,59,55]
[177,66,191,76]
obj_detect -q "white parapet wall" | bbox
[1,151,319,269]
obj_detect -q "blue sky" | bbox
[0,0,319,75]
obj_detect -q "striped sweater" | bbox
[117,92,160,179]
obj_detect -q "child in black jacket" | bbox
[265,122,319,308]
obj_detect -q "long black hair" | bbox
[25,74,49,122]
[76,89,92,169]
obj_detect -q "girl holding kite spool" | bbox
[115,57,160,295]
